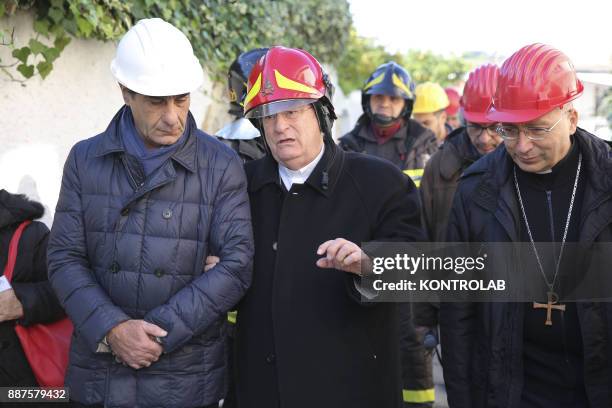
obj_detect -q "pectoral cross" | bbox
[533,291,566,326]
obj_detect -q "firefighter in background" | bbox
[412,82,451,146]
[216,48,268,162]
[444,87,462,130]
[421,64,502,242]
[339,61,437,407]
[415,65,502,404]
[213,47,268,408]
[339,61,438,188]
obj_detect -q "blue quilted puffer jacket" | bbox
[48,106,253,407]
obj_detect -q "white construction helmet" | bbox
[110,18,203,96]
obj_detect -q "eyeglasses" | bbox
[495,112,565,141]
[466,124,499,138]
[262,105,312,123]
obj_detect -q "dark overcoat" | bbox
[236,143,424,408]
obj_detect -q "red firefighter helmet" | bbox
[461,64,499,124]
[444,88,461,116]
[486,43,584,123]
[243,46,336,134]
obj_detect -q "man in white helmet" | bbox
[48,18,253,408]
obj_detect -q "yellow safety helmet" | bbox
[412,82,450,114]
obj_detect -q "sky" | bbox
[348,0,612,69]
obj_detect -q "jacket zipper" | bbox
[120,154,142,191]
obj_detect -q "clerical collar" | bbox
[278,145,325,190]
[515,139,580,191]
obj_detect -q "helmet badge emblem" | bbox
[263,79,275,95]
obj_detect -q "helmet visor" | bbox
[245,98,317,119]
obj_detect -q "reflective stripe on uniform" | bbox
[402,388,435,403]
[227,310,237,324]
[403,168,424,188]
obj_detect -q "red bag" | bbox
[3,220,73,387]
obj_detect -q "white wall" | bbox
[322,66,363,140]
[574,73,612,140]
[332,89,362,139]
[0,12,231,226]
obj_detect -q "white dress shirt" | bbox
[278,145,325,190]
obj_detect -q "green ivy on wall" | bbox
[0,0,352,82]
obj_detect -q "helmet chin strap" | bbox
[372,113,401,126]
[364,95,411,125]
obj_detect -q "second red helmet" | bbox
[444,88,461,116]
[486,43,583,123]
[461,63,499,124]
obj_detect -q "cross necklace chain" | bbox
[513,153,582,326]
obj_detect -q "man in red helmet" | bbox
[421,64,502,243]
[441,44,612,407]
[230,46,424,408]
